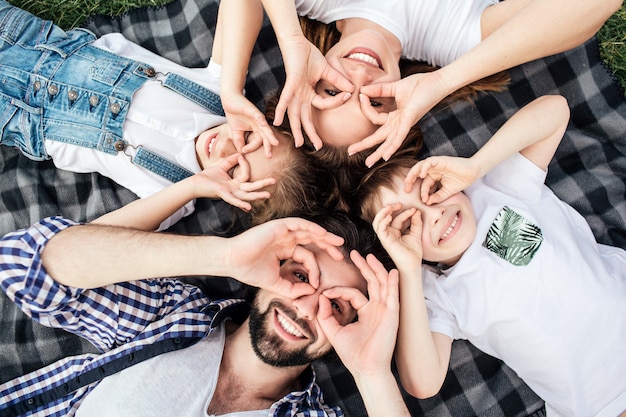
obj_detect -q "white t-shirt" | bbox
[422,153,626,417]
[44,33,227,229]
[294,0,498,66]
[77,325,268,417]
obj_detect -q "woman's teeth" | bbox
[346,52,380,68]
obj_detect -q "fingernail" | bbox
[343,92,351,101]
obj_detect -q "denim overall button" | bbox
[89,95,99,106]
[33,80,41,91]
[109,102,121,114]
[47,84,58,95]
[68,90,78,101]
[145,67,156,77]
[113,141,126,151]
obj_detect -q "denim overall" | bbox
[0,1,224,184]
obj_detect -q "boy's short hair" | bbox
[355,156,418,223]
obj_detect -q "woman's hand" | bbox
[274,35,354,149]
[348,71,449,166]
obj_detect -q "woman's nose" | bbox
[346,64,374,89]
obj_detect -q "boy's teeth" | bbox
[441,214,459,240]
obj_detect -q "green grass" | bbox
[7,0,626,94]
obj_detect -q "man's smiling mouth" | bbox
[277,311,306,339]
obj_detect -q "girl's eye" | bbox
[330,300,342,313]
[324,89,338,97]
[294,272,309,283]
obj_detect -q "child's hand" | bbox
[221,92,281,157]
[191,153,275,211]
[348,71,447,166]
[373,203,423,271]
[275,36,354,149]
[405,156,479,205]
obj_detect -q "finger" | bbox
[239,177,276,192]
[273,88,294,128]
[322,67,355,93]
[322,286,369,311]
[288,104,305,148]
[241,131,263,154]
[299,102,322,150]
[348,125,389,157]
[232,130,246,152]
[311,92,351,111]
[359,82,396,99]
[234,155,250,182]
[290,245,321,290]
[390,207,417,230]
[349,250,381,298]
[420,176,437,204]
[381,124,412,161]
[358,94,388,125]
[316,295,341,342]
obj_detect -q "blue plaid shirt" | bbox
[0,217,341,417]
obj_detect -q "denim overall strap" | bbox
[132,146,194,183]
[161,72,225,117]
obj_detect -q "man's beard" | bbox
[248,299,331,367]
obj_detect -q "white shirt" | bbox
[423,153,626,417]
[294,0,498,66]
[77,325,269,417]
[44,33,227,229]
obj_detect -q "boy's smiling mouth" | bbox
[439,212,460,243]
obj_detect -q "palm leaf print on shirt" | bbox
[482,206,543,266]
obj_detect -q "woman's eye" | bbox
[369,99,381,107]
[330,300,342,313]
[324,89,338,97]
[294,272,309,283]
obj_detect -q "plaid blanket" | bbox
[1,0,624,415]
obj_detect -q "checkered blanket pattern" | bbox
[1,0,624,416]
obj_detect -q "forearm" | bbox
[92,177,196,231]
[352,371,410,417]
[260,0,306,45]
[217,0,264,96]
[470,95,569,174]
[41,223,230,288]
[439,0,620,95]
[395,267,448,398]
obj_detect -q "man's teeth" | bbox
[441,214,459,241]
[278,313,304,338]
[347,52,379,68]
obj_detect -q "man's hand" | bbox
[224,217,345,298]
[317,250,400,376]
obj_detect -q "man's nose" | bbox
[292,293,319,321]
